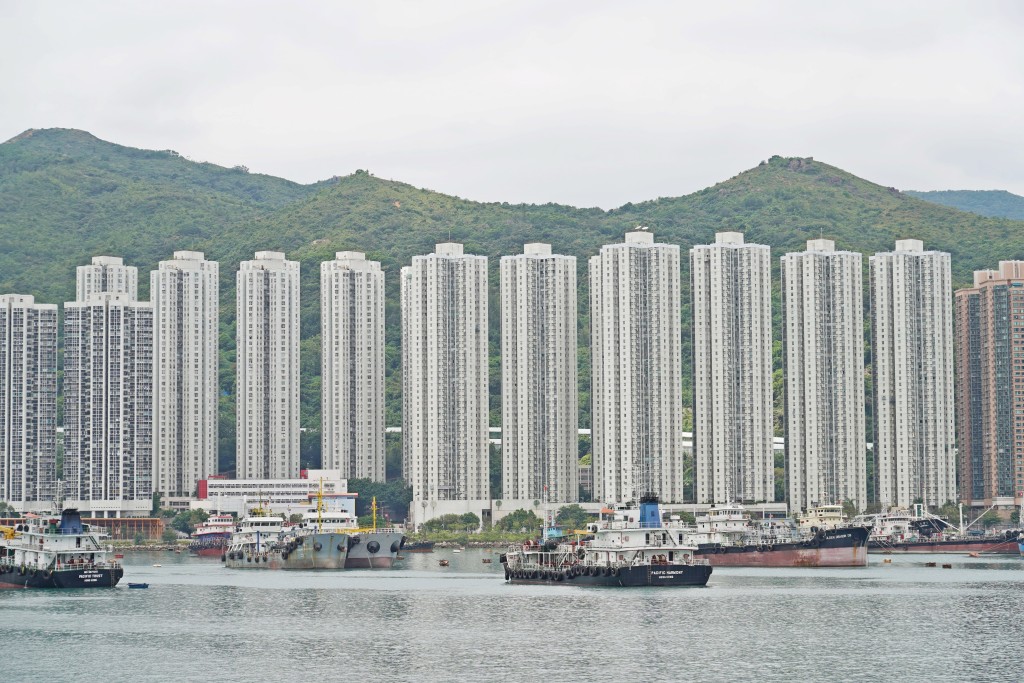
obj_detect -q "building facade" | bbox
[152,251,220,498]
[870,239,956,508]
[591,229,683,504]
[64,288,154,517]
[500,243,578,503]
[77,255,138,301]
[691,232,774,504]
[321,252,386,481]
[781,239,867,513]
[401,243,490,521]
[955,261,1024,510]
[0,295,58,512]
[236,251,301,480]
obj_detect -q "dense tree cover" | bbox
[346,478,413,521]
[555,504,592,531]
[907,190,1024,221]
[170,508,209,535]
[5,131,1024,488]
[495,508,542,533]
[420,512,480,532]
[0,502,20,518]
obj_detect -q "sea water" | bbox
[2,549,1022,682]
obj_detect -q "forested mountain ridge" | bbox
[907,189,1024,221]
[3,129,1023,472]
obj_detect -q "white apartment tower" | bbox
[401,243,489,511]
[501,243,578,503]
[870,239,956,508]
[152,251,219,497]
[781,239,867,513]
[236,251,301,480]
[321,252,386,482]
[0,295,58,512]
[64,258,153,517]
[77,255,138,301]
[590,229,683,504]
[691,232,774,504]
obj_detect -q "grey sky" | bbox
[3,1,1022,208]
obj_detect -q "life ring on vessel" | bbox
[623,536,630,542]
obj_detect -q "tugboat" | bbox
[501,495,712,587]
[0,509,124,589]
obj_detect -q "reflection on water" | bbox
[2,549,1022,682]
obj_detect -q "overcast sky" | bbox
[2,1,1022,208]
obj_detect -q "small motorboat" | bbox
[482,558,492,564]
[439,559,450,567]
[452,548,462,553]
[968,552,980,558]
[127,583,149,589]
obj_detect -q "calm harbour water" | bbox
[3,549,1022,682]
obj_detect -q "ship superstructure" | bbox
[0,509,124,588]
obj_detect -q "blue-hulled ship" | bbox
[0,509,124,589]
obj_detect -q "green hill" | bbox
[906,189,1024,221]
[3,130,1024,474]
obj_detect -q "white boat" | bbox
[223,509,285,568]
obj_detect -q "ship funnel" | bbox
[60,509,84,535]
[639,494,660,528]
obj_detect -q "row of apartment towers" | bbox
[1,231,1020,516]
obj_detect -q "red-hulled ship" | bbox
[188,514,235,557]
[855,508,1022,555]
[683,504,869,567]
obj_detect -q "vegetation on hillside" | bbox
[907,189,1024,221]
[4,131,1024,487]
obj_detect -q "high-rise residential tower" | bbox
[321,252,386,482]
[955,261,1024,511]
[0,294,58,512]
[781,239,867,513]
[236,251,301,480]
[870,239,955,508]
[64,257,153,517]
[77,255,138,301]
[152,251,219,498]
[590,229,683,504]
[691,232,774,504]
[501,243,578,503]
[401,243,489,519]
